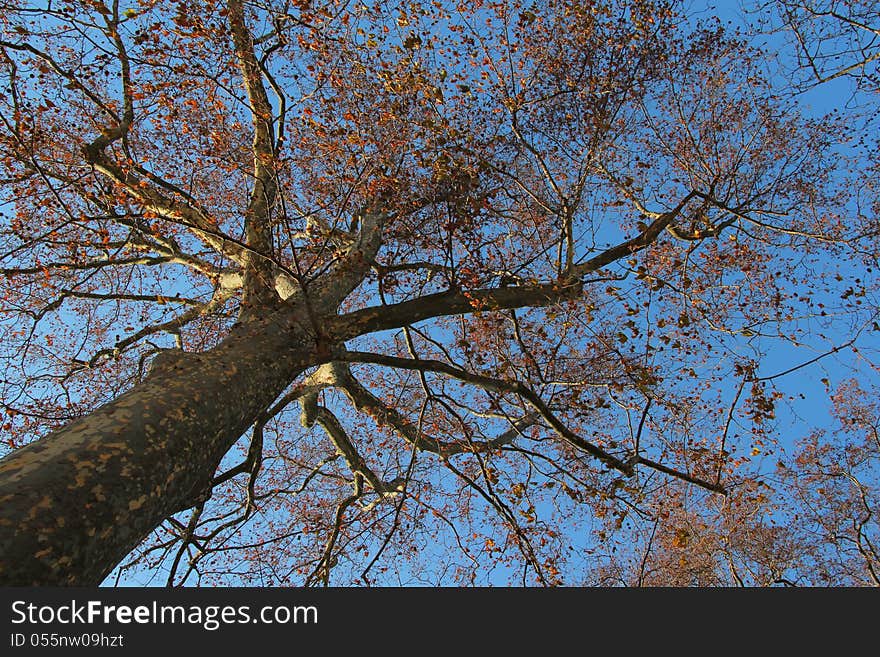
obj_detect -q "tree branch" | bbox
[327,361,538,456]
[300,391,404,496]
[330,279,583,340]
[335,351,632,474]
[228,0,281,308]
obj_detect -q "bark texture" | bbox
[0,305,320,585]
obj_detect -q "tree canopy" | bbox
[0,0,878,586]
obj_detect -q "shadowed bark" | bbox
[0,304,319,585]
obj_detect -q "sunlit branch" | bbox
[335,350,631,473]
[228,0,282,308]
[338,350,727,494]
[300,391,405,496]
[83,150,252,267]
[327,360,539,456]
[691,191,851,244]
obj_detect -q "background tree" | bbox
[0,0,876,585]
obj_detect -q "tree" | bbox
[0,0,876,586]
[591,378,879,587]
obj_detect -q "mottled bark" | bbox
[0,186,692,584]
[0,303,321,585]
[0,195,391,585]
[0,274,576,584]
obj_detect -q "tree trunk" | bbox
[0,302,323,585]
